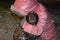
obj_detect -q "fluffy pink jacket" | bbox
[10,0,57,40]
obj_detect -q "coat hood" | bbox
[10,0,39,16]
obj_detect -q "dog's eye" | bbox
[26,12,39,25]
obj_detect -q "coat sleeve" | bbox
[23,12,47,36]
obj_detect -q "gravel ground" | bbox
[0,10,18,40]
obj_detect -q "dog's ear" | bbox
[26,12,39,25]
[13,26,24,40]
[24,32,38,40]
[13,26,21,40]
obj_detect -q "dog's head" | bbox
[26,11,39,25]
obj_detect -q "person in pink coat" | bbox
[10,0,58,40]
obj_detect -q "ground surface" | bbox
[0,9,18,40]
